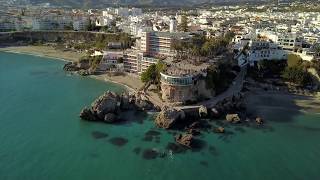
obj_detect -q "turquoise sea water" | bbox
[0,52,320,180]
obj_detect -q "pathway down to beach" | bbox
[176,67,247,110]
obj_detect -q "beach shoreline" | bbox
[0,46,142,94]
[0,45,85,62]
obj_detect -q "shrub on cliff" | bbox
[287,54,303,67]
[281,66,312,87]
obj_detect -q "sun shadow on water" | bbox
[245,91,311,123]
[108,137,129,147]
[114,111,150,126]
[91,131,109,139]
[141,130,162,143]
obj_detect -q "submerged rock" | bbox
[142,148,159,160]
[155,106,185,129]
[213,126,225,133]
[256,117,264,125]
[187,128,201,136]
[175,133,194,148]
[199,105,208,118]
[226,114,241,123]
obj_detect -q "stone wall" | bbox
[160,79,214,104]
[161,83,195,103]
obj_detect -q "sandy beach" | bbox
[92,73,143,92]
[0,45,85,62]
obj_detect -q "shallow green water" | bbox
[0,52,320,180]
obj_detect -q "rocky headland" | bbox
[80,91,157,123]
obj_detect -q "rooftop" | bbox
[162,56,211,77]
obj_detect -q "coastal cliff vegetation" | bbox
[248,54,320,89]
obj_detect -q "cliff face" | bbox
[160,79,214,104]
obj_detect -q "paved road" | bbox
[177,66,247,110]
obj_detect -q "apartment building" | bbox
[140,31,190,57]
[123,31,190,75]
[277,34,302,51]
[248,39,288,66]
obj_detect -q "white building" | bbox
[248,40,288,66]
[169,17,177,33]
[277,34,302,51]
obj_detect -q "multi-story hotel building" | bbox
[123,31,190,75]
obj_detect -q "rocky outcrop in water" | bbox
[175,134,194,148]
[63,60,92,76]
[80,91,156,123]
[213,126,225,133]
[63,62,79,71]
[255,117,264,125]
[92,91,118,119]
[198,105,208,118]
[226,114,241,123]
[155,106,185,129]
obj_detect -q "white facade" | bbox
[248,40,288,66]
[169,18,177,33]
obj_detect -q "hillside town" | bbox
[1,0,320,137]
[1,1,320,103]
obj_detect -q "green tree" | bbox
[282,66,312,86]
[178,15,188,32]
[141,64,157,83]
[140,61,166,84]
[287,54,302,67]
